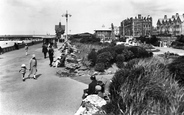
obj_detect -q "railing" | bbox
[2,41,43,53]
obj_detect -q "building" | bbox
[55,22,65,38]
[94,28,112,43]
[120,14,153,37]
[157,13,184,36]
[113,26,120,35]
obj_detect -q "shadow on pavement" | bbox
[24,74,42,81]
[36,74,42,79]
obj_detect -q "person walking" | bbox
[25,44,29,55]
[19,64,27,81]
[48,45,54,67]
[42,44,48,58]
[28,54,37,79]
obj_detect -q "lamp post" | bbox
[62,10,72,42]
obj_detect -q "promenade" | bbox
[0,43,87,115]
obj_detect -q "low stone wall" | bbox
[2,41,43,53]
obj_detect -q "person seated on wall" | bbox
[52,53,65,68]
[87,73,98,95]
[53,56,62,68]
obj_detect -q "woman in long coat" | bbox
[28,54,37,79]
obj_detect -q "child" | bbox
[19,64,27,81]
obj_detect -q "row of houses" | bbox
[120,13,184,37]
[94,13,184,43]
[157,13,184,36]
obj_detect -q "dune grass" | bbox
[106,56,184,115]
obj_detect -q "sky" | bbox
[0,0,184,35]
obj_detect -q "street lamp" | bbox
[62,10,72,42]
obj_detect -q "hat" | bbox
[21,64,26,67]
[90,75,96,80]
[32,54,35,58]
[95,85,102,91]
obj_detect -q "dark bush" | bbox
[116,54,125,62]
[116,61,124,68]
[96,51,114,68]
[97,47,116,60]
[136,35,160,46]
[116,54,125,68]
[113,44,126,54]
[94,63,105,72]
[80,36,100,43]
[176,35,184,43]
[122,49,134,61]
[128,46,151,58]
[125,58,140,69]
[168,56,184,86]
[87,49,97,67]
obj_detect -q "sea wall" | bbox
[2,40,43,53]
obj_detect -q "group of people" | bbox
[19,42,55,82]
[42,43,61,67]
[19,54,37,81]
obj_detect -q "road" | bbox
[153,46,184,55]
[0,43,87,115]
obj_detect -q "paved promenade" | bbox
[0,43,87,115]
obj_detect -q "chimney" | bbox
[172,15,175,19]
[164,15,167,19]
[138,14,141,19]
[59,22,61,28]
[176,13,179,17]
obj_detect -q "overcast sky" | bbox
[0,0,184,35]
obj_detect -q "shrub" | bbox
[168,56,184,86]
[80,36,100,43]
[128,46,151,58]
[116,54,125,62]
[116,54,125,68]
[122,49,134,61]
[94,63,105,72]
[97,47,116,60]
[113,44,126,54]
[87,49,97,66]
[96,52,113,68]
[116,61,124,69]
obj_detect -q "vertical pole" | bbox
[132,20,134,37]
[62,10,71,42]
[66,10,68,42]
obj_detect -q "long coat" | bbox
[88,80,98,95]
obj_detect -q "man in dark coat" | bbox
[48,45,54,67]
[88,75,98,95]
[42,44,48,58]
